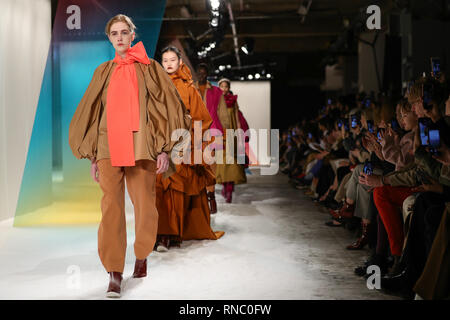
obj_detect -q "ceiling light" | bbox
[210,0,220,11]
[210,17,219,27]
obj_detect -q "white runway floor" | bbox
[0,171,399,299]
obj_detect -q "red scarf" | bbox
[106,41,150,166]
[224,92,237,108]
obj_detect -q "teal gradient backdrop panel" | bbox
[14,0,167,226]
[60,41,114,185]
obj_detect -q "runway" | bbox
[0,170,399,299]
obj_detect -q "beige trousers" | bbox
[97,159,158,273]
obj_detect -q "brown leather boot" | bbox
[337,201,355,219]
[207,191,217,214]
[132,258,147,278]
[156,235,170,252]
[106,272,122,298]
[346,222,370,250]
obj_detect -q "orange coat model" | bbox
[155,62,224,250]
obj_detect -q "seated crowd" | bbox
[279,72,450,299]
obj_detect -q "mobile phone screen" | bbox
[419,120,429,146]
[367,121,374,133]
[429,129,440,148]
[351,116,358,128]
[431,57,441,75]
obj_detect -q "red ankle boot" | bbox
[346,222,370,250]
[207,191,217,213]
[337,201,355,219]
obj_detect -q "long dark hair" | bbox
[161,46,182,60]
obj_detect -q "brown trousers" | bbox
[97,159,158,273]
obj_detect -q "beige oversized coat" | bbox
[68,59,191,177]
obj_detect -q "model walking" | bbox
[216,78,247,203]
[155,46,224,251]
[68,14,190,298]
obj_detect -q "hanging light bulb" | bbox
[210,0,220,11]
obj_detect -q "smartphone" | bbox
[428,129,440,154]
[418,117,432,146]
[338,120,343,129]
[367,120,374,133]
[431,57,441,78]
[307,132,313,139]
[363,160,373,176]
[365,99,371,108]
[327,99,332,105]
[377,128,385,142]
[351,115,359,128]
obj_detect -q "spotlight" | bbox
[215,69,220,74]
[209,0,220,11]
[240,38,254,55]
[219,65,226,71]
[210,17,219,27]
[226,64,231,69]
[247,74,253,80]
[255,73,260,79]
[240,76,245,81]
[266,73,272,78]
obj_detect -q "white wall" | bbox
[229,81,271,165]
[0,0,52,222]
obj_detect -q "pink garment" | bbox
[381,131,415,171]
[206,85,224,134]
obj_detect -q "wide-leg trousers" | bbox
[97,159,158,273]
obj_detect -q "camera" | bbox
[363,160,373,176]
